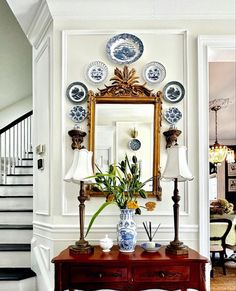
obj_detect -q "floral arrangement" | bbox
[85,154,156,236]
[210,198,234,215]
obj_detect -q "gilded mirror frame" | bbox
[87,66,162,200]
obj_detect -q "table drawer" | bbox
[134,265,190,282]
[70,266,128,283]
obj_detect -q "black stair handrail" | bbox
[0,110,33,135]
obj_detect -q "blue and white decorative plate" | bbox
[163,81,185,103]
[143,62,166,84]
[164,107,182,125]
[86,61,108,83]
[128,139,141,151]
[106,33,144,64]
[69,105,87,123]
[66,82,88,103]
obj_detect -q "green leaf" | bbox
[85,201,115,237]
[139,189,147,198]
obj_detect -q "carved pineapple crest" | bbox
[110,66,139,87]
[98,65,153,97]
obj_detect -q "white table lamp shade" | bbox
[64,149,94,184]
[64,149,80,182]
[162,145,194,182]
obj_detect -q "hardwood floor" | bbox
[211,261,236,290]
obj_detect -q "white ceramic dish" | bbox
[66,82,88,103]
[163,81,185,103]
[140,242,161,253]
[86,61,108,83]
[143,61,166,84]
[69,105,87,123]
[164,107,182,125]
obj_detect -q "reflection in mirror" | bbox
[95,104,154,191]
[87,66,162,200]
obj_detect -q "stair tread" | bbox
[0,268,36,281]
[15,165,33,168]
[0,243,30,252]
[0,184,33,186]
[0,195,33,198]
[0,209,32,212]
[0,224,33,230]
[7,174,33,176]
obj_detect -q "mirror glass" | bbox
[95,104,154,191]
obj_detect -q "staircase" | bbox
[0,111,37,291]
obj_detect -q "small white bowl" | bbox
[141,242,161,253]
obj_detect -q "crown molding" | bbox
[27,0,53,48]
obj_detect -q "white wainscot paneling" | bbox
[31,237,53,291]
[34,38,51,215]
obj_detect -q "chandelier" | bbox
[209,105,228,164]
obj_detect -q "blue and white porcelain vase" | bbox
[117,209,137,252]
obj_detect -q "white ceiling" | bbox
[6,0,40,35]
[6,0,235,36]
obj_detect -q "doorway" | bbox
[198,35,236,291]
[198,35,235,257]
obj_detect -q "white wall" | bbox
[0,96,32,128]
[54,19,234,246]
[29,4,235,290]
[0,0,32,111]
[60,29,187,229]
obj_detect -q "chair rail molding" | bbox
[197,35,236,258]
[33,220,198,241]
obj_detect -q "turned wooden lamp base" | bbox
[162,146,194,257]
[165,178,190,256]
[69,239,94,255]
[66,129,94,256]
[166,241,188,255]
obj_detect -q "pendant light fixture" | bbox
[209,104,228,164]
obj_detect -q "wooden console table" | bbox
[52,245,208,291]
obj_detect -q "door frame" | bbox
[197,35,235,257]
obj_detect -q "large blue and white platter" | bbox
[106,33,144,64]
